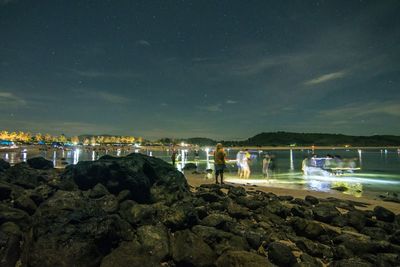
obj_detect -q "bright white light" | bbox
[53,150,57,167]
[73,149,80,164]
[290,149,294,170]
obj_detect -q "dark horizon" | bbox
[1,0,399,139]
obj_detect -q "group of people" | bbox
[171,143,277,184]
[236,149,251,179]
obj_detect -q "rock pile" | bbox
[0,154,399,266]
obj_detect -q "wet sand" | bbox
[185,172,400,214]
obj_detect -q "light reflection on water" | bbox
[1,146,400,197]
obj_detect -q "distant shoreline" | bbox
[1,144,399,153]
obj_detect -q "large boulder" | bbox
[26,190,131,267]
[192,225,250,255]
[312,204,340,223]
[267,241,297,267]
[0,159,10,173]
[374,206,395,223]
[102,224,170,267]
[63,153,189,204]
[27,157,53,170]
[0,182,12,200]
[3,163,50,189]
[0,222,22,267]
[171,229,217,267]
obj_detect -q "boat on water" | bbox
[0,140,19,152]
[302,156,360,176]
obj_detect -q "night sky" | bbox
[1,0,399,139]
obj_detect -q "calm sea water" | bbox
[1,146,400,198]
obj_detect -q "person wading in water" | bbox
[213,143,227,184]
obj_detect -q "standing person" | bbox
[214,143,227,184]
[268,154,277,177]
[236,149,245,177]
[242,149,251,179]
[262,154,271,178]
[171,147,177,166]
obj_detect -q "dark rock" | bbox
[0,224,22,267]
[389,230,400,245]
[27,157,53,170]
[292,218,324,239]
[32,184,54,204]
[28,190,130,266]
[240,198,265,210]
[192,225,250,255]
[183,162,197,170]
[329,257,373,267]
[89,183,109,198]
[171,229,217,267]
[335,244,354,259]
[137,224,170,262]
[291,198,311,207]
[291,205,313,219]
[93,194,119,213]
[196,191,223,202]
[4,163,47,189]
[120,202,157,225]
[296,238,334,259]
[374,206,395,222]
[216,250,272,267]
[305,195,319,205]
[245,228,268,250]
[334,234,390,255]
[312,204,340,223]
[0,182,12,200]
[63,153,189,204]
[346,210,367,231]
[331,215,348,227]
[228,186,247,198]
[267,241,297,267]
[200,213,235,228]
[0,159,10,172]
[264,200,290,218]
[227,202,250,218]
[116,189,132,202]
[14,194,38,215]
[361,227,387,240]
[0,204,30,231]
[299,253,324,267]
[278,195,294,201]
[101,240,159,267]
[375,253,400,266]
[160,201,199,230]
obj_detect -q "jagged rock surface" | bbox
[0,153,399,267]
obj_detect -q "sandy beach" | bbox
[185,172,400,214]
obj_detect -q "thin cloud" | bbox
[136,40,151,46]
[0,91,26,107]
[226,100,237,104]
[72,89,131,104]
[71,69,140,79]
[320,101,400,118]
[198,104,222,112]
[97,92,130,104]
[304,71,346,85]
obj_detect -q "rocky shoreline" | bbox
[1,154,400,266]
